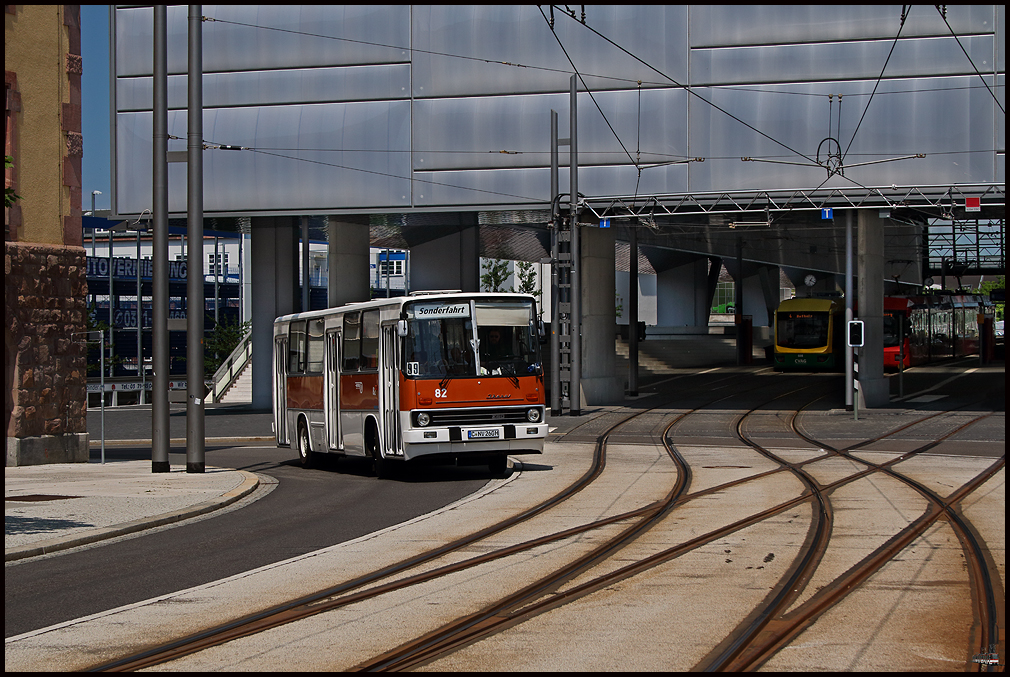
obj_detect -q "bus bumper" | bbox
[401,423,548,461]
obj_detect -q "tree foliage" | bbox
[5,156,21,207]
[480,258,512,293]
[978,275,1005,321]
[204,314,252,377]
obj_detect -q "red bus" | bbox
[273,292,548,477]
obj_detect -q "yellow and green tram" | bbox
[773,297,844,370]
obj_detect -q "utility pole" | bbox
[548,76,580,416]
[549,109,561,415]
[186,5,205,473]
[845,210,855,411]
[568,74,581,416]
[628,218,638,396]
[151,4,169,472]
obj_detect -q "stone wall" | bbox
[6,241,89,464]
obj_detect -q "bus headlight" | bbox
[416,412,430,427]
[527,408,541,423]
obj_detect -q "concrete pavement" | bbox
[5,461,259,562]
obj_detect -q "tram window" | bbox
[306,318,325,373]
[288,321,307,374]
[343,312,360,371]
[776,312,829,349]
[360,310,380,370]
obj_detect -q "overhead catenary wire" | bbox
[190,10,998,212]
[934,5,1005,114]
[552,7,818,167]
[538,5,638,170]
[842,6,908,160]
[203,142,544,205]
[199,14,1002,100]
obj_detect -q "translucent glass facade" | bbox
[112,5,1004,217]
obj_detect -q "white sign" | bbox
[413,303,470,319]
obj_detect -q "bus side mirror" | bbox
[396,319,409,337]
[538,320,546,343]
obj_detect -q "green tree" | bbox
[480,258,512,292]
[84,301,119,377]
[6,156,22,207]
[204,314,252,378]
[978,275,1005,321]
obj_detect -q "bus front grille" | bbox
[426,407,532,427]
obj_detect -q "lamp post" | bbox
[91,190,101,256]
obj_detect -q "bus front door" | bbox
[325,329,342,450]
[380,324,401,456]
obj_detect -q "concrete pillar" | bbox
[578,225,622,406]
[250,217,297,410]
[326,216,370,307]
[616,271,657,327]
[409,215,480,292]
[857,211,888,407]
[656,257,709,327]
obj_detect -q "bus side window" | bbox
[343,312,360,371]
[306,318,325,373]
[361,309,380,370]
[289,321,307,374]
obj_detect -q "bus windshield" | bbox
[402,299,541,378]
[777,311,830,349]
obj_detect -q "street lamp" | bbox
[90,190,101,255]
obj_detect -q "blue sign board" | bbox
[600,218,611,228]
[821,208,833,220]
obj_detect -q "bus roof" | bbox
[273,291,538,324]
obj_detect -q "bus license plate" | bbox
[467,429,499,439]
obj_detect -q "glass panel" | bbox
[776,312,829,349]
[404,302,475,378]
[288,321,306,373]
[475,301,541,376]
[342,312,360,371]
[360,309,380,370]
[306,318,325,373]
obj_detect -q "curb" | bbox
[4,470,261,562]
[89,436,276,447]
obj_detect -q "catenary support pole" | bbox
[151,4,170,471]
[628,218,638,396]
[569,74,581,416]
[549,109,561,415]
[186,5,205,473]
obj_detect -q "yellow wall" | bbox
[5,5,71,245]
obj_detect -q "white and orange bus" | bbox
[273,292,548,477]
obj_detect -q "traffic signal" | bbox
[847,320,864,347]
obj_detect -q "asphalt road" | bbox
[4,444,492,638]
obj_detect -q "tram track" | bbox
[387,382,1001,672]
[90,367,774,671]
[82,369,1001,672]
[706,396,1003,672]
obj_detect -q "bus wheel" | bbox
[297,420,314,469]
[488,454,508,477]
[367,423,391,479]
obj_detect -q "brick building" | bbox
[6,5,89,465]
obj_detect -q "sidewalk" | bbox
[5,461,259,562]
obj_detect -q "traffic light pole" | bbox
[186,5,205,473]
[151,5,170,472]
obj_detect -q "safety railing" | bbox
[211,333,252,403]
